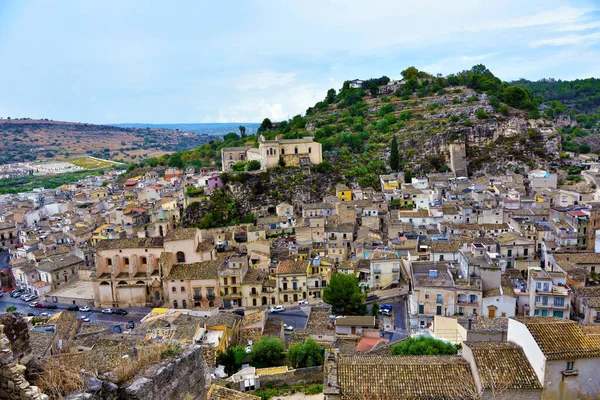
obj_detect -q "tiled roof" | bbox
[197,241,214,252]
[165,260,222,280]
[464,341,541,390]
[336,316,375,327]
[165,228,198,241]
[206,312,242,329]
[430,241,461,253]
[37,255,84,272]
[554,252,600,265]
[207,384,260,400]
[96,237,164,250]
[337,355,476,399]
[514,317,600,360]
[276,260,309,275]
[303,202,335,210]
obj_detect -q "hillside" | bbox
[0,118,214,164]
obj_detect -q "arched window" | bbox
[118,281,127,285]
[136,281,145,285]
[240,154,245,160]
[182,300,187,309]
[281,148,285,155]
[100,281,110,286]
[284,294,288,302]
[123,257,129,265]
[252,298,257,306]
[308,147,312,153]
[229,154,233,160]
[173,300,178,309]
[106,258,112,266]
[172,287,177,292]
[294,147,298,154]
[181,286,185,292]
[176,252,186,263]
[141,257,147,265]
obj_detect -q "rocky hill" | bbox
[0,119,213,164]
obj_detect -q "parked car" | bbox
[39,312,51,318]
[80,316,90,322]
[298,300,309,305]
[35,301,48,308]
[102,308,114,314]
[29,301,39,308]
[20,294,28,301]
[379,303,393,311]
[114,309,128,316]
[46,304,57,309]
[126,321,135,329]
[27,312,38,317]
[67,305,79,311]
[269,306,285,313]
[113,325,122,334]
[233,309,245,316]
[79,306,91,312]
[10,290,23,298]
[380,309,392,316]
[284,323,294,332]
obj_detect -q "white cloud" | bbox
[531,31,600,47]
[235,71,297,91]
[464,7,592,32]
[555,21,600,32]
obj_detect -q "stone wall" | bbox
[66,344,209,400]
[0,322,48,400]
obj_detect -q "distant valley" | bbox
[111,122,261,136]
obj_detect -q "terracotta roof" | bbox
[165,260,222,280]
[165,228,198,241]
[430,241,461,253]
[206,312,242,329]
[276,260,309,275]
[207,384,260,400]
[336,316,376,327]
[355,337,389,352]
[336,355,476,399]
[96,237,164,250]
[464,341,541,390]
[514,317,600,360]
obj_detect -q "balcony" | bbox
[308,284,326,290]
[392,267,400,273]
[373,268,382,274]
[280,286,301,292]
[206,294,216,300]
[193,295,202,301]
[222,292,241,298]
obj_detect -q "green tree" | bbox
[223,132,240,141]
[238,125,246,137]
[257,118,273,134]
[323,273,366,315]
[326,88,336,104]
[6,306,16,312]
[404,169,413,183]
[475,108,488,119]
[371,302,379,318]
[286,338,325,369]
[503,86,529,108]
[401,66,420,80]
[389,136,399,171]
[389,336,458,356]
[168,153,185,169]
[216,345,247,376]
[250,337,285,367]
[247,160,261,171]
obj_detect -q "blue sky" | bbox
[0,0,599,124]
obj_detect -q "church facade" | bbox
[221,135,322,172]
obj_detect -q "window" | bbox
[172,287,176,292]
[294,147,298,154]
[436,305,442,315]
[123,257,129,265]
[182,300,187,309]
[418,304,424,314]
[107,258,112,266]
[231,277,236,284]
[176,252,186,263]
[534,309,539,315]
[524,248,528,256]
[436,294,442,303]
[181,286,185,292]
[507,249,512,257]
[458,307,464,315]
[536,282,541,290]
[542,296,548,306]
[173,300,178,309]
[141,257,147,264]
[566,361,575,372]
[553,310,564,318]
[543,283,550,292]
[554,297,564,307]
[425,294,429,299]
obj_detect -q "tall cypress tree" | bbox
[390,136,399,171]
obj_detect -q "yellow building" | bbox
[306,260,332,301]
[336,184,352,202]
[275,260,309,304]
[379,174,399,191]
[91,224,124,245]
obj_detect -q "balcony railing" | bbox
[279,287,301,292]
[222,292,241,298]
[373,268,382,274]
[193,295,202,301]
[392,267,400,273]
[206,294,216,300]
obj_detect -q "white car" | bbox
[101,308,114,314]
[284,323,294,332]
[298,300,309,305]
[269,306,285,313]
[79,306,91,312]
[80,316,90,322]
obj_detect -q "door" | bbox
[351,326,356,334]
[489,308,496,318]
[436,305,442,316]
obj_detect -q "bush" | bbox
[247,160,261,171]
[250,337,285,367]
[475,108,488,119]
[286,338,325,368]
[6,305,16,312]
[389,336,458,355]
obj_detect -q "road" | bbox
[383,300,409,342]
[0,295,152,329]
[269,307,308,330]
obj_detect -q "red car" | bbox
[35,301,48,308]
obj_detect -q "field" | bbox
[69,156,123,169]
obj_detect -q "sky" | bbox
[0,0,600,124]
